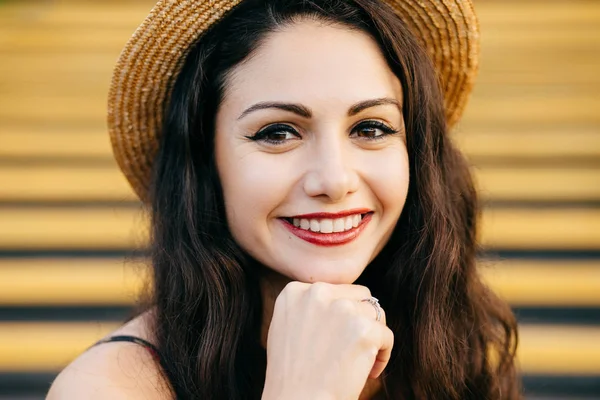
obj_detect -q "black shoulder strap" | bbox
[94,335,161,356]
[91,335,181,397]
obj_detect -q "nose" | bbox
[302,139,359,202]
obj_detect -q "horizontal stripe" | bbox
[0,372,54,397]
[522,375,600,397]
[1,206,599,250]
[2,164,600,202]
[2,1,597,27]
[513,307,600,326]
[480,208,600,250]
[0,372,599,398]
[1,305,598,327]
[0,321,119,372]
[3,129,600,162]
[1,0,598,27]
[455,128,600,160]
[2,93,598,127]
[474,167,600,202]
[0,322,598,374]
[478,260,600,307]
[487,250,600,260]
[0,306,133,322]
[2,52,599,87]
[0,258,145,306]
[0,258,598,307]
[1,18,598,53]
[0,206,146,250]
[2,3,598,38]
[0,207,574,250]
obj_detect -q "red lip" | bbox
[280,212,373,247]
[289,208,372,219]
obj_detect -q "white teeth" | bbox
[290,214,365,233]
[345,216,353,230]
[310,219,320,232]
[333,219,345,233]
[320,219,333,233]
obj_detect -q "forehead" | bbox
[224,20,403,109]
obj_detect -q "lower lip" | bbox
[279,213,373,247]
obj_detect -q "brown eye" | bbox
[351,121,399,141]
[355,126,380,138]
[246,124,301,145]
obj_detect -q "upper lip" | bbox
[286,208,373,219]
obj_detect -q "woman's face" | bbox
[215,20,409,284]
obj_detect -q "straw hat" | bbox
[108,0,479,201]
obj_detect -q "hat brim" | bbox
[107,0,479,201]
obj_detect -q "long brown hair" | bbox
[145,0,520,398]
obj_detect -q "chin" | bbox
[283,257,369,285]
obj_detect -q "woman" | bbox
[48,0,520,398]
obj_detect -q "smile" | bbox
[279,210,374,246]
[288,214,363,233]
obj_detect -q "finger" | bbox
[358,299,386,325]
[369,326,394,379]
[306,282,372,301]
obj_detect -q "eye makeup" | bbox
[245,119,401,146]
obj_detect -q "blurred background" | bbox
[0,0,599,398]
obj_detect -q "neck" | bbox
[257,267,383,399]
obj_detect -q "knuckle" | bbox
[353,284,372,299]
[386,326,394,338]
[308,282,331,302]
[387,328,395,345]
[283,281,304,294]
[353,316,375,341]
[382,327,395,348]
[275,281,305,310]
[273,290,288,312]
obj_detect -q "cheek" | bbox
[217,149,295,238]
[362,147,410,212]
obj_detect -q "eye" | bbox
[351,120,399,141]
[245,123,301,145]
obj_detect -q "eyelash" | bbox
[245,120,400,145]
[245,124,299,145]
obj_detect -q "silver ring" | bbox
[361,296,382,322]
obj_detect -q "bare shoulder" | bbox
[47,312,172,400]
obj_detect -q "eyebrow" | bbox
[348,98,402,116]
[237,97,402,120]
